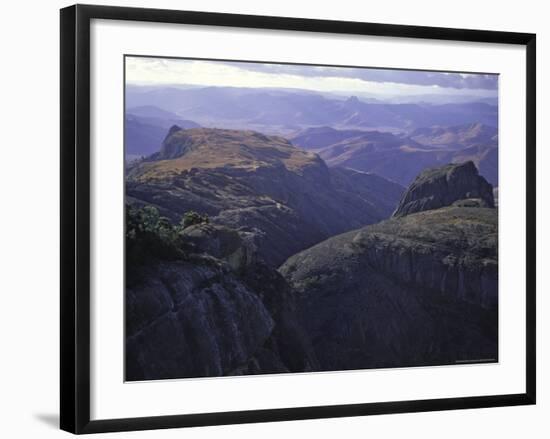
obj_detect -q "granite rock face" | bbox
[126,260,275,380]
[392,161,494,217]
[126,227,319,381]
[279,207,498,371]
[179,223,255,272]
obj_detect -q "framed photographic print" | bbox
[60,4,536,434]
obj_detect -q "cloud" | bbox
[233,63,498,90]
[125,57,498,97]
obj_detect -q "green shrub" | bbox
[126,205,210,267]
[126,205,181,265]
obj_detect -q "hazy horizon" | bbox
[126,56,498,103]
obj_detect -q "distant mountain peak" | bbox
[346,95,360,104]
[392,161,495,217]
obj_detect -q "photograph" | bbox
[124,56,499,381]
[0,0,542,436]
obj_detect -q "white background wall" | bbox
[0,0,547,437]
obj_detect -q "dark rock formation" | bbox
[279,206,498,371]
[179,223,253,272]
[392,161,494,217]
[126,260,276,380]
[166,124,183,137]
[150,125,194,160]
[126,227,319,381]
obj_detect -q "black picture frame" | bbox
[60,4,536,434]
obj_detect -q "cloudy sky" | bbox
[126,56,498,99]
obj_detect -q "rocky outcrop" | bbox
[179,223,255,272]
[126,260,276,380]
[126,225,319,381]
[149,125,196,160]
[279,206,498,371]
[126,128,404,267]
[392,161,494,217]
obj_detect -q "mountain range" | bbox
[291,123,498,186]
[124,77,500,380]
[125,129,498,379]
[124,87,498,190]
[126,86,498,135]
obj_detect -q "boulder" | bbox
[392,161,494,217]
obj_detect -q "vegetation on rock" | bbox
[126,205,209,267]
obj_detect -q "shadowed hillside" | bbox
[127,126,404,267]
[278,163,498,370]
